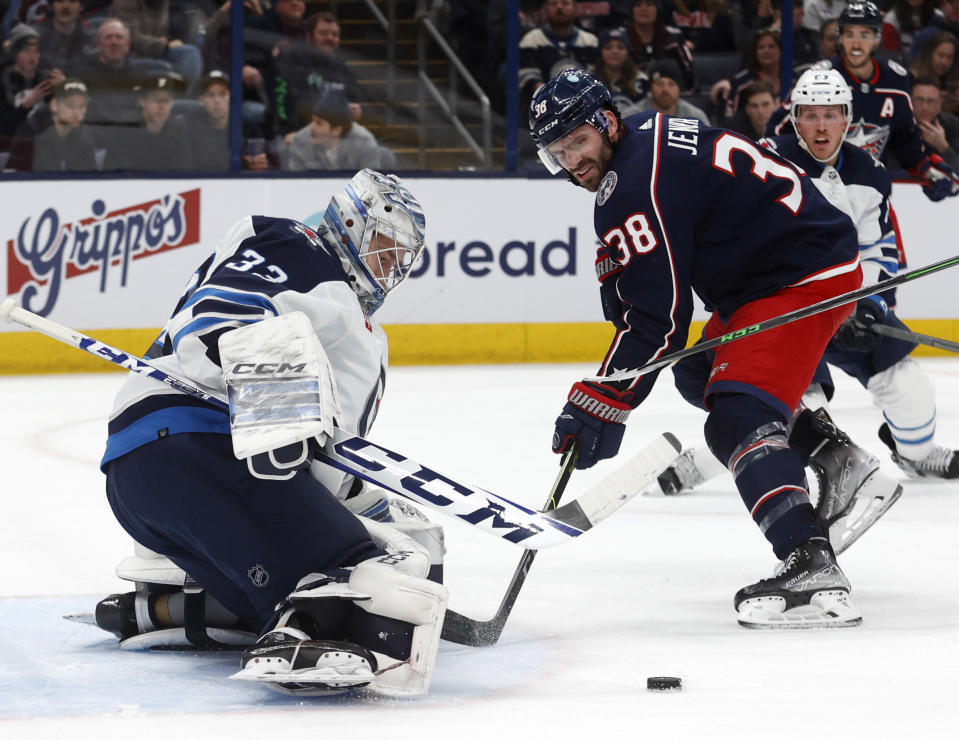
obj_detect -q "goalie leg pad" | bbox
[348,557,449,697]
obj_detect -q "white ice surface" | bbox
[2,362,959,739]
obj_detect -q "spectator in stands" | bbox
[183,68,229,171]
[669,0,737,51]
[748,0,819,66]
[9,77,97,170]
[181,70,271,171]
[284,83,393,171]
[910,0,959,62]
[882,0,939,62]
[519,0,599,109]
[624,57,710,122]
[626,0,694,90]
[109,0,203,85]
[911,75,959,167]
[722,78,777,137]
[691,0,738,52]
[819,16,841,59]
[0,24,62,152]
[202,1,270,125]
[245,0,307,73]
[74,18,143,132]
[591,26,649,108]
[268,10,365,140]
[103,71,190,169]
[712,28,789,118]
[802,0,847,36]
[911,31,959,111]
[37,0,93,75]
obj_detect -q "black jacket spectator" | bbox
[0,25,57,152]
[36,0,93,75]
[8,77,97,171]
[519,0,599,109]
[103,72,190,170]
[73,19,143,132]
[627,0,695,91]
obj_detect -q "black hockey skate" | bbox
[879,423,959,479]
[230,627,377,696]
[734,537,861,629]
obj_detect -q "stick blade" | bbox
[550,432,682,530]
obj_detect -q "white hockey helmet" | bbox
[790,68,853,162]
[323,169,426,313]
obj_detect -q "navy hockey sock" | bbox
[704,394,821,559]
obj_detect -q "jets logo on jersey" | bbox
[596,171,618,206]
[846,118,890,161]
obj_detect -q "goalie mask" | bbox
[791,68,853,164]
[323,169,426,313]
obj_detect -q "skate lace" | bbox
[673,449,705,489]
[916,445,956,474]
[772,550,800,578]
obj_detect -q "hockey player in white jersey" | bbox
[661,69,959,554]
[93,169,449,697]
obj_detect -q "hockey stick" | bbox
[588,254,959,384]
[1,299,681,550]
[869,323,959,354]
[441,444,578,646]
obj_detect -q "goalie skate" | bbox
[809,434,902,555]
[230,627,377,696]
[735,538,862,629]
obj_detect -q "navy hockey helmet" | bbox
[322,169,426,314]
[838,1,883,33]
[529,68,612,174]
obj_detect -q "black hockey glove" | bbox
[913,154,959,202]
[552,381,631,470]
[830,296,888,352]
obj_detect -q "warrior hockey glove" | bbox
[913,154,959,202]
[552,381,631,470]
[830,296,888,351]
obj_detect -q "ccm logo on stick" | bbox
[333,437,546,544]
[231,363,308,374]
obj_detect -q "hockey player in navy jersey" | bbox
[95,169,449,697]
[767,1,959,203]
[530,68,865,628]
[658,69,959,556]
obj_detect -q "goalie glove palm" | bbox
[553,381,631,469]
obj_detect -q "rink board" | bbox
[1,176,957,373]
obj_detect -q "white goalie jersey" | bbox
[101,215,388,496]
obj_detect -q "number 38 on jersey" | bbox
[603,213,659,267]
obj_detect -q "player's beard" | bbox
[570,144,614,192]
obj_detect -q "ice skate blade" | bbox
[831,483,903,555]
[62,611,97,626]
[737,590,862,629]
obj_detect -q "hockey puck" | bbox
[646,676,682,691]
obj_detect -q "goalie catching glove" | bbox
[553,381,632,469]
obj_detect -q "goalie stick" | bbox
[588,254,959,385]
[442,444,578,646]
[869,323,959,354]
[1,299,681,550]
